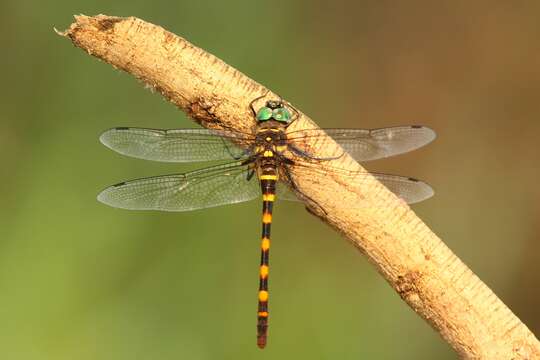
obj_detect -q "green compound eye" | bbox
[256,107,273,121]
[272,107,292,122]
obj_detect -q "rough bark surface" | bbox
[60,15,539,359]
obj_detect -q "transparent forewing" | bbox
[97,162,260,211]
[286,126,436,162]
[100,128,254,162]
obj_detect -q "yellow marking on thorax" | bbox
[260,265,269,278]
[260,174,277,180]
[261,238,270,251]
[276,145,287,152]
[262,213,272,224]
[263,150,274,157]
[258,290,269,302]
[262,194,275,202]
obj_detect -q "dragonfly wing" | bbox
[276,173,432,205]
[286,126,436,162]
[278,161,434,205]
[371,173,434,204]
[276,182,300,202]
[100,128,253,162]
[97,161,260,211]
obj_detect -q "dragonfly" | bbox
[97,95,435,349]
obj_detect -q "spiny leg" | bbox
[281,98,301,126]
[249,90,270,117]
[288,143,345,161]
[280,159,328,216]
[257,174,276,349]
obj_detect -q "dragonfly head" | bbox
[256,100,292,124]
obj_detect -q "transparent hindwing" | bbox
[97,161,261,211]
[276,163,433,205]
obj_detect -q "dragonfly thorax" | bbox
[254,124,288,156]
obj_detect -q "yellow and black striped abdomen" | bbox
[257,168,278,349]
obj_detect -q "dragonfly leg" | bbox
[246,168,255,181]
[249,90,270,117]
[288,144,345,161]
[281,99,301,126]
[280,162,328,216]
[223,140,254,160]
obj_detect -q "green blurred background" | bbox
[1,1,539,359]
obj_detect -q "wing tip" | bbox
[99,127,137,147]
[411,125,437,143]
[96,186,113,206]
[99,128,116,148]
[399,176,435,204]
[96,182,128,208]
[414,180,435,203]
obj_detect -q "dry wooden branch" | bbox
[59,15,539,359]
